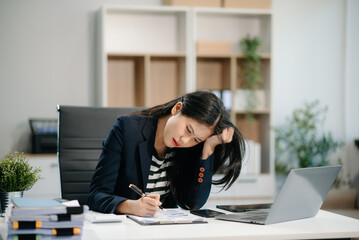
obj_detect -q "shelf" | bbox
[234,110,270,114]
[108,52,187,58]
[196,54,233,58]
[195,54,271,59]
[104,6,188,54]
[236,58,271,89]
[196,57,231,90]
[147,56,186,107]
[99,5,274,199]
[107,55,145,107]
[237,53,271,59]
[105,5,189,14]
[209,173,275,199]
[214,173,273,182]
[107,54,186,107]
[25,154,57,158]
[194,7,272,16]
[25,155,60,199]
[235,114,271,173]
[195,8,271,55]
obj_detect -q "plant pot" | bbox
[0,191,24,216]
[235,89,267,111]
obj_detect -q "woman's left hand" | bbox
[202,127,234,159]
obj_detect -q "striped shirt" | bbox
[145,151,174,196]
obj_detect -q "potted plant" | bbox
[238,35,263,120]
[0,151,42,215]
[274,100,346,190]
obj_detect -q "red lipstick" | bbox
[172,138,179,147]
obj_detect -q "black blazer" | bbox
[88,114,214,213]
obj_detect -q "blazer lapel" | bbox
[138,117,157,190]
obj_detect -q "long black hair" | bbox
[136,91,246,209]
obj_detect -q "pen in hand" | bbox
[129,184,166,211]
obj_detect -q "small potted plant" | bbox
[0,151,42,215]
[274,100,346,191]
[238,35,264,120]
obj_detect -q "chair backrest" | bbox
[57,106,143,205]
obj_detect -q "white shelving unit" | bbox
[98,6,191,107]
[25,154,61,199]
[98,5,275,202]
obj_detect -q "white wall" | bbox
[273,0,345,137]
[345,1,359,143]
[344,0,359,186]
[0,0,358,181]
[272,0,359,184]
[0,0,161,155]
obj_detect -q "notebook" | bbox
[8,235,81,240]
[127,208,207,225]
[10,220,84,229]
[7,227,81,236]
[11,197,64,208]
[10,197,88,216]
[9,213,86,222]
[215,165,341,225]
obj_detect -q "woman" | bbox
[88,91,245,216]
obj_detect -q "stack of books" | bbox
[5,197,88,240]
[241,140,261,176]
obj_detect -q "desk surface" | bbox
[1,210,359,240]
[82,210,359,240]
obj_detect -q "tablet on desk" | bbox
[216,203,272,212]
[190,209,224,218]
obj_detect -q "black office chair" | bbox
[57,106,143,205]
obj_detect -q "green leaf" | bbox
[0,152,43,192]
[239,35,263,120]
[274,100,344,171]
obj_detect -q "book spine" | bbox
[52,227,81,236]
[12,221,42,229]
[53,213,72,221]
[66,206,85,214]
[50,213,85,221]
[11,234,41,240]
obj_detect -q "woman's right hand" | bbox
[116,194,162,217]
[202,127,234,159]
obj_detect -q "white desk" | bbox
[82,210,359,240]
[2,210,359,240]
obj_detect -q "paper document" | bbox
[86,211,126,223]
[127,208,207,225]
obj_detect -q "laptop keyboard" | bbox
[241,214,268,221]
[236,210,269,221]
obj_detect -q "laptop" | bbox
[215,165,341,225]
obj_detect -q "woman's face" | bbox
[163,103,214,148]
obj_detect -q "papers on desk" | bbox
[86,211,126,223]
[127,208,207,225]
